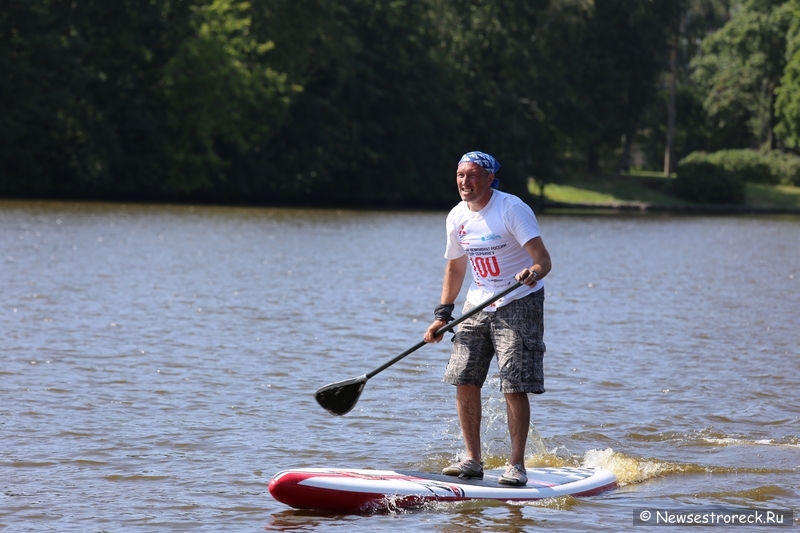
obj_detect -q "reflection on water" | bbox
[1,200,798,531]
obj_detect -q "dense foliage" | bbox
[775,0,800,148]
[1,0,799,206]
[681,148,800,185]
[674,159,745,204]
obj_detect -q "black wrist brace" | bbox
[434,303,455,323]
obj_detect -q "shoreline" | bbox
[2,196,799,216]
[540,200,800,215]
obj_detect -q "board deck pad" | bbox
[269,466,618,513]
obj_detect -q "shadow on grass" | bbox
[532,173,800,213]
[533,173,685,206]
[746,184,800,210]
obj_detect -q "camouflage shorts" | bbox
[443,289,546,394]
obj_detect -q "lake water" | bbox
[1,200,798,531]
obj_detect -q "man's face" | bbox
[456,162,494,204]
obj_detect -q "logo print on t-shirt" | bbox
[458,224,469,244]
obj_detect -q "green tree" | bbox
[250,0,461,206]
[663,0,735,174]
[691,0,793,150]
[0,0,66,193]
[432,0,564,196]
[159,0,296,196]
[452,0,670,178]
[774,0,800,148]
[0,0,194,198]
[638,85,723,168]
[566,0,671,173]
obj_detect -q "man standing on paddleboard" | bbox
[424,151,551,487]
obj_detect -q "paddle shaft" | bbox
[364,280,523,380]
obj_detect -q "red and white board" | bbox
[269,466,617,513]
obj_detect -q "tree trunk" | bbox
[587,147,599,173]
[768,87,777,150]
[617,130,634,174]
[663,32,678,176]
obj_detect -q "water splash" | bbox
[577,446,793,486]
[582,448,675,485]
[436,379,550,468]
[476,380,551,468]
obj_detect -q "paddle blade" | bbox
[315,375,368,416]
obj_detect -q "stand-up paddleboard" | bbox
[269,466,617,513]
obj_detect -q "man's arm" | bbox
[424,256,468,343]
[516,236,551,286]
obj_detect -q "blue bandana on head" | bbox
[458,151,501,188]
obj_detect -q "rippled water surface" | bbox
[1,200,798,531]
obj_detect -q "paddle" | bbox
[315,280,524,416]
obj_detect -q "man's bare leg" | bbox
[505,392,530,466]
[456,384,483,461]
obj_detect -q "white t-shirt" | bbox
[444,190,542,310]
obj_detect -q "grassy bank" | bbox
[532,172,800,212]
